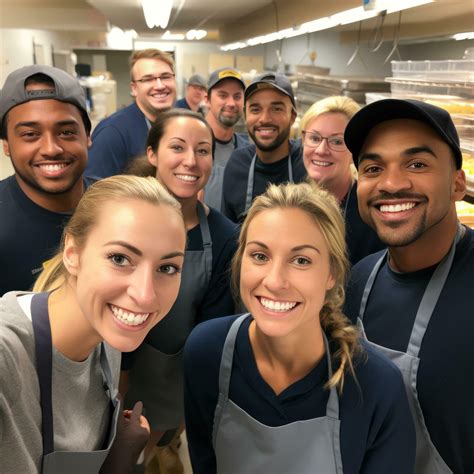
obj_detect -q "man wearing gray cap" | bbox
[0,65,93,295]
[221,72,306,223]
[343,99,473,473]
[202,67,248,211]
[174,74,207,114]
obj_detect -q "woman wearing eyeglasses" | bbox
[300,96,384,265]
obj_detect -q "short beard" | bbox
[249,127,290,153]
[218,110,241,128]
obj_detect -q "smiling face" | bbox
[207,79,244,128]
[303,112,352,188]
[357,119,466,247]
[147,116,213,200]
[245,88,296,156]
[130,58,177,120]
[65,199,186,353]
[186,84,207,107]
[3,85,90,210]
[240,207,334,339]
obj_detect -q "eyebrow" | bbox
[14,119,80,130]
[248,100,286,107]
[246,240,321,254]
[359,145,438,165]
[105,241,185,259]
[170,137,212,145]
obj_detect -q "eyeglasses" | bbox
[302,131,347,152]
[134,73,175,85]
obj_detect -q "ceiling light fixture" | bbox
[220,0,433,50]
[162,30,185,40]
[141,0,173,29]
[186,29,208,40]
[453,32,474,41]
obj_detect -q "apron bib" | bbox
[126,201,213,430]
[238,154,294,222]
[212,314,344,474]
[358,226,463,474]
[31,292,119,474]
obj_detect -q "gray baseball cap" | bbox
[0,65,91,135]
[245,72,296,111]
[208,67,245,91]
[188,74,207,89]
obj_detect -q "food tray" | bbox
[391,60,474,83]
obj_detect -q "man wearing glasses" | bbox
[86,49,177,178]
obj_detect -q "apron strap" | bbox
[197,200,213,282]
[287,153,294,183]
[406,223,463,357]
[322,332,340,420]
[99,344,118,403]
[217,314,250,397]
[358,251,388,322]
[31,292,55,456]
[243,155,257,217]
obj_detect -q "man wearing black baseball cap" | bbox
[0,64,94,294]
[221,72,306,222]
[343,99,473,473]
[202,67,248,211]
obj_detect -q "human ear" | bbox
[130,81,138,98]
[62,234,81,276]
[326,272,336,291]
[147,146,158,167]
[453,169,467,202]
[3,140,10,157]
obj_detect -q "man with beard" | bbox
[203,67,248,210]
[86,49,176,178]
[222,73,306,222]
[343,99,473,473]
[0,65,93,294]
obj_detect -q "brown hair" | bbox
[34,175,183,292]
[231,182,361,392]
[129,49,175,80]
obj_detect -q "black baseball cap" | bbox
[0,65,91,135]
[208,67,245,91]
[245,72,296,111]
[345,98,462,169]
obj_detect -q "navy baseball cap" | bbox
[245,72,296,111]
[208,67,245,91]
[345,98,462,169]
[0,65,91,135]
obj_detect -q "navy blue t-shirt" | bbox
[344,226,474,473]
[222,140,307,223]
[0,175,95,296]
[184,314,415,474]
[86,102,149,178]
[342,182,385,266]
[122,208,238,367]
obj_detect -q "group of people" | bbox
[0,47,472,474]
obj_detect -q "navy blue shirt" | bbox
[174,98,204,115]
[184,314,415,474]
[86,102,149,178]
[0,175,94,295]
[122,208,238,367]
[342,182,385,266]
[222,140,307,223]
[344,226,474,473]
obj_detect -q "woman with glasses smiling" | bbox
[300,96,384,265]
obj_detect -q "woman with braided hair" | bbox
[183,182,415,474]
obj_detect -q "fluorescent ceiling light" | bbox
[162,30,185,40]
[220,0,433,50]
[186,29,208,40]
[453,32,474,41]
[141,0,173,29]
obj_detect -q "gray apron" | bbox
[31,292,119,474]
[239,154,294,222]
[212,314,344,474]
[126,201,213,431]
[358,226,463,474]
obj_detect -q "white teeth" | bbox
[379,202,416,213]
[110,304,150,327]
[39,163,67,171]
[176,174,198,182]
[312,160,331,167]
[260,297,297,312]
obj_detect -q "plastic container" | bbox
[391,60,474,83]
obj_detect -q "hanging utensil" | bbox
[384,11,402,64]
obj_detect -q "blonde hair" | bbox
[299,96,360,135]
[129,49,175,80]
[231,182,360,392]
[33,175,183,292]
